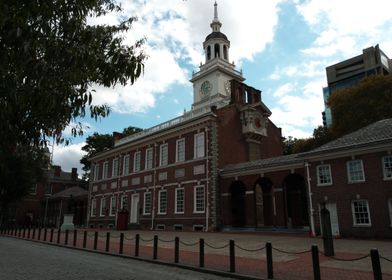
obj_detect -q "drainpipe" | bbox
[205,126,209,232]
[305,162,316,237]
[151,143,158,230]
[115,154,121,228]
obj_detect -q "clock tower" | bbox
[190,2,245,110]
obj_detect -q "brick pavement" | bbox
[2,228,391,280]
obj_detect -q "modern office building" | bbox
[322,45,391,126]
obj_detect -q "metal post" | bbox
[199,238,205,268]
[105,232,110,252]
[135,234,139,257]
[174,237,179,263]
[83,231,87,248]
[65,229,69,245]
[370,249,383,280]
[119,233,124,254]
[23,227,26,238]
[229,240,235,273]
[57,228,61,244]
[73,229,77,247]
[27,227,31,239]
[37,228,41,240]
[153,235,158,259]
[50,229,54,243]
[18,227,22,238]
[93,231,98,250]
[43,228,47,241]
[266,242,274,279]
[32,228,36,239]
[311,245,321,280]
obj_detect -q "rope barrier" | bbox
[205,241,230,250]
[110,233,121,238]
[87,232,96,237]
[123,235,135,241]
[320,252,370,261]
[235,244,266,252]
[179,240,199,246]
[380,256,392,263]
[272,246,311,255]
[140,237,154,242]
[158,237,175,243]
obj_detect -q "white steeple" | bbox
[210,1,222,32]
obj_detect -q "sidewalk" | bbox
[4,228,392,280]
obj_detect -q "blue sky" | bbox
[53,0,392,175]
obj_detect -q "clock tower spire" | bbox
[190,2,244,110]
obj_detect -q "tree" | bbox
[328,75,392,137]
[0,1,146,210]
[80,126,142,179]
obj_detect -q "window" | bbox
[388,198,392,227]
[145,148,153,169]
[112,158,119,177]
[175,188,185,214]
[347,160,365,183]
[194,185,205,213]
[194,132,205,158]
[143,192,151,215]
[109,196,116,216]
[123,155,130,175]
[93,164,100,181]
[382,155,392,180]
[120,194,128,210]
[100,197,106,216]
[160,144,168,166]
[317,164,332,186]
[352,200,371,226]
[133,151,141,172]
[158,190,167,214]
[103,161,109,179]
[176,139,185,162]
[90,198,96,217]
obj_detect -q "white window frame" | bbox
[143,192,151,215]
[112,158,119,178]
[194,185,205,213]
[102,161,109,179]
[160,144,168,166]
[316,164,332,186]
[109,195,116,216]
[175,188,185,214]
[100,197,106,216]
[133,151,141,172]
[93,164,100,181]
[90,198,96,217]
[123,155,130,175]
[120,194,128,210]
[194,132,205,159]
[347,159,365,183]
[351,200,371,226]
[176,138,185,162]
[145,148,153,170]
[382,155,392,180]
[158,190,167,215]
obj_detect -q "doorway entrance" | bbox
[230,181,246,227]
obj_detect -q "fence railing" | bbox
[0,226,390,280]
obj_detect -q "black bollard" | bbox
[370,249,383,280]
[135,234,140,257]
[43,228,47,241]
[37,228,41,240]
[266,242,273,279]
[311,245,321,280]
[153,235,158,259]
[32,228,36,240]
[83,231,87,248]
[65,229,69,245]
[229,240,235,273]
[73,230,77,247]
[50,229,54,243]
[174,237,179,263]
[119,233,124,254]
[105,232,110,252]
[93,231,98,250]
[199,238,205,268]
[57,228,61,244]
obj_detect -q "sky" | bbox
[52,0,392,176]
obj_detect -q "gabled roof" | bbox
[50,186,88,199]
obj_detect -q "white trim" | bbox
[382,155,392,181]
[193,185,205,213]
[316,164,333,186]
[109,195,116,216]
[133,151,141,172]
[347,159,365,183]
[102,161,109,179]
[194,132,205,159]
[160,143,168,166]
[175,187,185,214]
[176,138,185,162]
[99,197,106,216]
[112,158,119,178]
[351,199,371,226]
[143,192,152,215]
[90,198,96,217]
[158,189,167,215]
[145,147,153,170]
[123,155,130,175]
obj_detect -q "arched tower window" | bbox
[223,45,228,60]
[207,46,211,61]
[214,44,220,58]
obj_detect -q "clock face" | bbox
[200,80,212,97]
[224,80,231,95]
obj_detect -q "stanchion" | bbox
[174,237,179,263]
[93,231,98,250]
[370,249,383,280]
[153,235,158,259]
[135,234,140,257]
[311,245,321,280]
[43,228,47,241]
[73,229,77,247]
[65,229,69,245]
[32,228,36,239]
[18,227,22,238]
[105,232,110,252]
[119,233,124,254]
[199,238,205,268]
[27,227,31,239]
[37,228,41,240]
[266,242,274,279]
[50,229,54,243]
[229,240,235,273]
[23,227,26,238]
[83,231,87,248]
[57,228,61,244]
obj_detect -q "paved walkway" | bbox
[3,228,392,280]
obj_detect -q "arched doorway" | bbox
[255,177,273,227]
[230,181,246,227]
[283,174,308,228]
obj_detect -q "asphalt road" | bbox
[0,237,238,280]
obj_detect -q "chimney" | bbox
[71,168,78,180]
[113,132,123,142]
[54,165,61,177]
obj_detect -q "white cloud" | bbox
[52,143,86,176]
